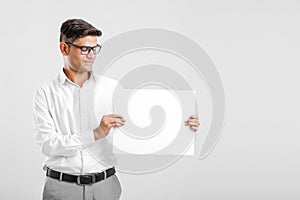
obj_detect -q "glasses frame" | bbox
[65,42,102,55]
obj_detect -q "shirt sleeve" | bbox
[33,87,95,157]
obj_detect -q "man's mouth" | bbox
[83,61,93,65]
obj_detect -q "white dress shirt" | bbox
[33,70,118,175]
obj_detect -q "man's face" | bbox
[64,35,98,73]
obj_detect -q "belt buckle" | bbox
[77,174,96,185]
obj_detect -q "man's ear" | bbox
[59,42,69,56]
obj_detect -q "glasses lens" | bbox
[80,45,101,55]
[93,45,101,54]
[81,47,89,55]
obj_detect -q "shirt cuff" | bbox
[79,129,96,147]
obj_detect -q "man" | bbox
[33,18,200,200]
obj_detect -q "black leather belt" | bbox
[46,167,116,185]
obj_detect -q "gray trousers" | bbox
[43,174,122,200]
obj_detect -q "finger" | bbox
[186,121,199,126]
[109,114,125,119]
[190,126,198,132]
[185,119,199,123]
[107,121,124,129]
[189,115,198,119]
[111,122,124,127]
[108,118,125,125]
[110,117,126,122]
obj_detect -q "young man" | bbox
[33,18,200,200]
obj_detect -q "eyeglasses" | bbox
[65,42,102,55]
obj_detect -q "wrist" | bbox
[93,127,105,140]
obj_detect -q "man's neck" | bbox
[63,67,90,87]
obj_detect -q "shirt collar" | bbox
[59,69,99,86]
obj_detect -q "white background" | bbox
[0,0,299,199]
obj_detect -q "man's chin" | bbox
[79,65,93,72]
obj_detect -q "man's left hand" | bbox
[185,115,200,132]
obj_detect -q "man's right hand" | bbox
[93,114,125,140]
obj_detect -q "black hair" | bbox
[59,19,102,42]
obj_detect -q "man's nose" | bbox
[86,49,95,59]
